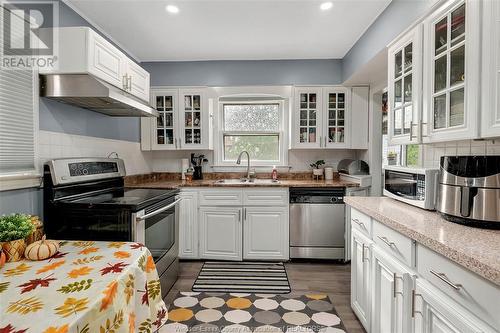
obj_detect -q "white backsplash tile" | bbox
[38,130,153,175]
[423,139,500,168]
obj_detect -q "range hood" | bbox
[40,74,158,117]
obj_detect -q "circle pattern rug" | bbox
[162,292,346,332]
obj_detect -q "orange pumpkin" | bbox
[24,236,59,261]
[0,248,6,268]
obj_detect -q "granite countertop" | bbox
[344,196,500,286]
[127,178,359,189]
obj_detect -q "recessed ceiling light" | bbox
[320,2,333,10]
[166,5,179,14]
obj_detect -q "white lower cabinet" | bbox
[351,228,372,330]
[371,245,414,333]
[413,279,496,333]
[349,207,499,333]
[199,206,242,261]
[243,206,288,260]
[177,190,198,259]
[179,188,289,261]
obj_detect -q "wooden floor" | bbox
[164,260,366,333]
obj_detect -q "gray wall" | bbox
[143,59,343,87]
[342,0,436,82]
[0,188,42,216]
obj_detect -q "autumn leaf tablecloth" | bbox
[0,241,168,333]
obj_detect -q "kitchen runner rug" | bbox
[162,292,347,333]
[192,261,291,294]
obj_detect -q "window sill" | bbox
[0,174,42,192]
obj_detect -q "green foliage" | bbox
[225,135,279,162]
[310,160,326,169]
[406,144,420,166]
[0,214,34,242]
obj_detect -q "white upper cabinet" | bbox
[388,25,423,145]
[293,87,323,148]
[422,0,481,142]
[142,87,213,151]
[323,87,351,148]
[481,0,500,138]
[125,59,150,102]
[41,27,150,103]
[292,86,359,149]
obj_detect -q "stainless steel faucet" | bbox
[236,150,251,180]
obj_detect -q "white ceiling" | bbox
[66,0,392,62]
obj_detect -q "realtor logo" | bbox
[1,0,59,69]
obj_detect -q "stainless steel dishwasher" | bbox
[289,188,345,260]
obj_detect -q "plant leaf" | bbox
[36,260,65,274]
[72,256,103,265]
[145,255,155,273]
[0,324,28,333]
[7,296,44,314]
[3,263,31,277]
[100,262,126,275]
[57,279,92,294]
[67,266,93,279]
[0,282,10,293]
[124,275,134,305]
[54,297,88,318]
[78,247,99,255]
[146,279,161,300]
[17,277,57,294]
[42,324,69,333]
[113,251,130,259]
[100,281,118,311]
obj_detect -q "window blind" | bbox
[0,6,37,174]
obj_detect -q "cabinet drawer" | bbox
[199,189,242,206]
[416,244,500,328]
[350,208,372,236]
[372,220,415,267]
[243,189,288,206]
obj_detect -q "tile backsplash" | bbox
[423,139,500,168]
[38,130,153,175]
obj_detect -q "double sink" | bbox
[213,178,281,185]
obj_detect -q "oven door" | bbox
[134,196,181,266]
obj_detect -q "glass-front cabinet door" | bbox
[179,89,205,149]
[294,88,322,148]
[423,0,480,142]
[151,89,178,150]
[324,87,350,148]
[388,25,423,145]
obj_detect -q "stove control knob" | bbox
[82,169,89,175]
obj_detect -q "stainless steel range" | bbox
[43,158,180,297]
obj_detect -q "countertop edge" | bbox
[344,197,500,286]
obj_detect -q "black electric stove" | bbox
[43,158,180,297]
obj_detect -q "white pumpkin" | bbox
[24,235,59,261]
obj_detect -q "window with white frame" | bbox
[219,101,285,166]
[0,6,40,191]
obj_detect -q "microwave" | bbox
[383,166,439,210]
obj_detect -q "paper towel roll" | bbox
[181,158,189,180]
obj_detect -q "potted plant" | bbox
[0,214,35,262]
[310,160,326,178]
[387,151,398,165]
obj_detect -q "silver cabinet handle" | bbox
[409,120,413,141]
[430,270,463,290]
[178,137,182,149]
[361,244,367,262]
[243,208,247,221]
[352,218,366,230]
[319,136,322,147]
[122,75,128,90]
[393,273,397,298]
[127,75,132,91]
[238,210,241,222]
[411,289,416,317]
[174,138,177,148]
[378,236,396,248]
[324,136,327,146]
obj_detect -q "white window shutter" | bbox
[0,6,38,177]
